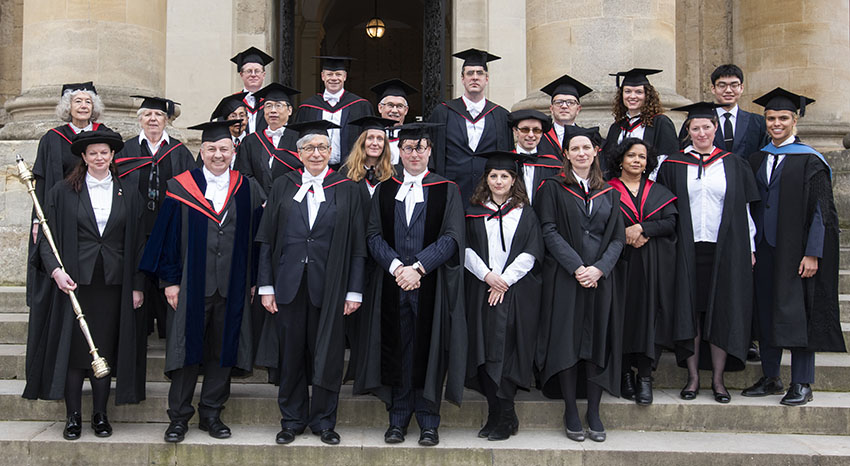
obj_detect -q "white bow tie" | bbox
[323,92,340,107]
[205,175,227,190]
[266,128,284,138]
[293,174,326,203]
[87,178,112,191]
[395,176,425,204]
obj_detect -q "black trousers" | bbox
[276,276,339,432]
[167,292,233,422]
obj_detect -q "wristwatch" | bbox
[413,262,426,277]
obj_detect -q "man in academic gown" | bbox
[293,56,374,170]
[354,122,466,447]
[509,109,563,204]
[234,82,302,193]
[116,95,196,338]
[231,47,274,134]
[139,120,266,443]
[742,88,845,406]
[210,92,249,156]
[536,74,593,160]
[253,120,365,446]
[372,79,418,165]
[428,49,513,202]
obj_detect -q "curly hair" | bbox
[605,137,658,178]
[55,89,105,123]
[342,129,395,183]
[469,168,529,209]
[612,83,664,127]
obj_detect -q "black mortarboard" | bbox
[609,68,662,88]
[69,128,124,156]
[348,116,397,132]
[313,56,355,71]
[540,74,593,100]
[210,92,247,121]
[230,47,274,72]
[252,82,300,103]
[672,101,723,120]
[452,48,501,70]
[509,109,552,133]
[395,122,442,142]
[61,81,97,96]
[188,120,243,142]
[753,87,815,118]
[563,126,603,148]
[131,95,179,117]
[478,150,530,172]
[285,120,341,138]
[371,79,419,101]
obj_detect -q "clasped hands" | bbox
[575,265,603,289]
[394,264,421,292]
[625,224,648,248]
[484,272,509,306]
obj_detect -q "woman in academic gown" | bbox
[339,115,396,381]
[27,82,111,310]
[603,69,678,177]
[741,88,844,406]
[464,151,543,441]
[24,130,146,440]
[115,96,196,338]
[534,127,625,443]
[656,102,759,404]
[606,138,678,405]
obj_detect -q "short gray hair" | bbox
[295,133,328,150]
[55,89,105,123]
[136,107,171,123]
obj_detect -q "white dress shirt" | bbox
[322,89,344,164]
[553,122,565,148]
[618,113,645,143]
[388,128,400,165]
[462,95,486,151]
[265,126,285,167]
[765,135,795,181]
[517,145,538,203]
[464,202,536,287]
[573,171,593,214]
[202,166,230,216]
[86,172,113,235]
[683,145,756,251]
[243,89,258,133]
[139,129,170,156]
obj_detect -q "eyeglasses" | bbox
[516,127,543,135]
[263,102,290,110]
[400,144,430,154]
[300,144,331,155]
[241,68,265,76]
[380,102,408,110]
[714,81,742,91]
[552,99,580,108]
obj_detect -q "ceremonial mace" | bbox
[15,155,110,378]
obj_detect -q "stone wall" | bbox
[0,0,23,127]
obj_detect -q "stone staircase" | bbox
[0,260,849,465]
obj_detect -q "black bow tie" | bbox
[365,166,377,185]
[487,202,511,252]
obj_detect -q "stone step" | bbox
[842,294,850,322]
[0,287,26,314]
[1,421,848,466]
[0,314,27,344]
[2,343,849,391]
[841,247,850,266]
[2,381,848,436]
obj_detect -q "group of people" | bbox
[21,45,845,448]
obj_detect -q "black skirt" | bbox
[69,254,122,370]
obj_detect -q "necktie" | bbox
[365,166,377,185]
[488,201,509,252]
[769,155,779,183]
[580,181,590,215]
[723,112,734,150]
[696,153,710,179]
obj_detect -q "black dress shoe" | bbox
[418,428,439,446]
[621,369,636,400]
[63,412,82,441]
[199,417,231,439]
[384,425,406,444]
[487,406,518,441]
[747,342,761,361]
[680,382,699,400]
[315,428,340,445]
[712,384,731,404]
[741,376,785,397]
[276,428,297,444]
[780,383,813,406]
[164,420,188,443]
[91,412,112,437]
[635,376,653,405]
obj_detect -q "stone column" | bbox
[733,0,850,151]
[0,0,168,140]
[515,0,689,134]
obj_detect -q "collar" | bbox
[139,130,170,147]
[516,144,536,155]
[461,95,486,113]
[69,122,93,133]
[202,166,230,188]
[302,165,330,182]
[323,89,344,102]
[572,170,589,189]
[402,169,427,184]
[776,136,795,148]
[716,104,739,119]
[684,144,718,155]
[243,89,256,103]
[85,172,113,190]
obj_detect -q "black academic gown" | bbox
[139,169,265,376]
[24,177,147,404]
[253,170,365,392]
[233,129,301,194]
[464,204,543,396]
[749,143,844,352]
[520,151,563,204]
[242,91,267,134]
[603,115,679,176]
[536,126,566,162]
[656,150,759,370]
[27,123,110,307]
[353,173,467,407]
[293,91,374,165]
[608,177,679,362]
[534,177,625,398]
[428,98,513,201]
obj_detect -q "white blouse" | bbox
[85,172,113,235]
[464,202,536,287]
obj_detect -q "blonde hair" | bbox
[342,130,394,183]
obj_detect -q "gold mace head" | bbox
[15,155,34,183]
